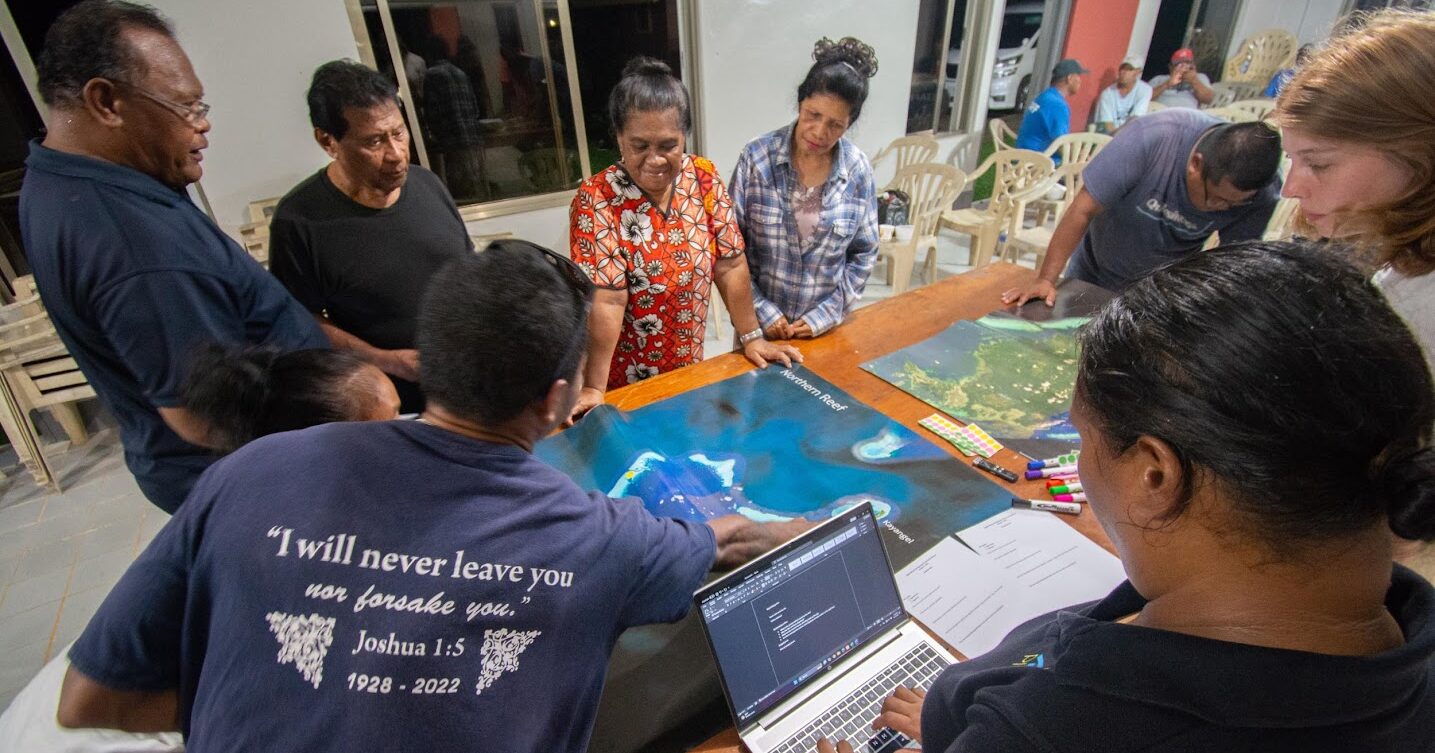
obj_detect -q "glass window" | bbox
[357,0,688,210]
[906,0,968,134]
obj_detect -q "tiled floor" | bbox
[0,235,985,715]
[0,427,165,711]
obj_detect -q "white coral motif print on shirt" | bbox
[475,629,541,695]
[266,611,335,689]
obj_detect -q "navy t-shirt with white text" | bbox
[69,420,717,752]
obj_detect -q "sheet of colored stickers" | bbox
[919,414,1003,458]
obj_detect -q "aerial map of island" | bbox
[861,315,1088,444]
[535,366,1012,568]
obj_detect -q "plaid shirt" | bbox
[730,125,879,335]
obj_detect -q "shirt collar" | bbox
[25,139,189,208]
[776,123,853,183]
[1047,565,1435,727]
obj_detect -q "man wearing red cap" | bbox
[1148,48,1213,109]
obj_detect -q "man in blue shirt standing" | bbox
[19,1,325,513]
[1014,58,1088,153]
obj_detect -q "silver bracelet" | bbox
[739,328,764,346]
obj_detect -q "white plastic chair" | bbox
[988,117,1018,150]
[1227,98,1277,121]
[1034,133,1111,225]
[1224,29,1298,84]
[871,133,940,174]
[939,149,1054,268]
[877,164,968,294]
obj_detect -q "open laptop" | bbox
[695,502,956,753]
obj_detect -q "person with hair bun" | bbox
[569,57,800,421]
[730,37,880,340]
[180,343,401,454]
[1277,8,1435,377]
[822,240,1435,753]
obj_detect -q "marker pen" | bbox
[1052,493,1086,503]
[1049,482,1084,494]
[1024,464,1078,480]
[1011,497,1081,515]
[1026,452,1080,470]
[972,457,1019,483]
[1046,471,1081,482]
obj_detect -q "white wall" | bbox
[1227,0,1346,61]
[464,205,569,252]
[150,0,361,232]
[1126,0,1162,66]
[692,0,922,178]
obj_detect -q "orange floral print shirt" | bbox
[569,155,744,390]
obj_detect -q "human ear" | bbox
[537,378,575,427]
[314,129,340,159]
[81,78,124,126]
[1128,435,1187,525]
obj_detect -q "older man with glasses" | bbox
[19,0,325,513]
[1003,110,1283,305]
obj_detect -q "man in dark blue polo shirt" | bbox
[19,1,324,512]
[1014,58,1087,153]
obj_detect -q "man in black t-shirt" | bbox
[270,60,472,413]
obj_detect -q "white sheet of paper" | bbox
[956,508,1127,596]
[896,510,1126,659]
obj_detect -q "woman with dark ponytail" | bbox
[822,240,1435,753]
[730,37,880,341]
[181,343,400,454]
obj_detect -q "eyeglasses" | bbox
[1198,178,1256,211]
[114,80,210,125]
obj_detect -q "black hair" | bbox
[417,239,593,425]
[36,0,173,108]
[307,59,400,140]
[1077,240,1435,547]
[1194,121,1282,191]
[797,37,879,124]
[607,57,691,137]
[182,344,380,454]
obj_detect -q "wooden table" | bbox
[601,262,1116,753]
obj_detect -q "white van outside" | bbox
[945,2,1045,112]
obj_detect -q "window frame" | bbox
[347,0,698,219]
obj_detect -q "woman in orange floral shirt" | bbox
[568,58,801,421]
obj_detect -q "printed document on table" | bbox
[956,508,1125,597]
[896,510,1125,658]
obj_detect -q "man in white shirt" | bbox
[1095,57,1152,133]
[1148,48,1214,109]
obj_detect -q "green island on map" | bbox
[863,316,1087,440]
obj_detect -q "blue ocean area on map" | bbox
[535,366,1012,567]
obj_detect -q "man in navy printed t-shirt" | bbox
[56,240,810,753]
[19,1,325,513]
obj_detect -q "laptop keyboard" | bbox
[769,642,946,753]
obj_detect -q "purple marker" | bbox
[1024,464,1078,480]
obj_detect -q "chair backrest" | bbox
[1207,83,1241,108]
[1202,105,1259,123]
[1224,29,1299,84]
[1227,98,1276,121]
[985,150,1057,236]
[1043,132,1111,168]
[890,163,968,240]
[873,133,940,174]
[988,118,1018,150]
[944,131,982,174]
[1263,197,1301,241]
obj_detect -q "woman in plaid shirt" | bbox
[730,37,881,341]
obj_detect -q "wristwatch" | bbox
[739,328,764,346]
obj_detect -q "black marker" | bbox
[973,457,1019,483]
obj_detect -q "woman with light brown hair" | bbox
[1277,9,1435,375]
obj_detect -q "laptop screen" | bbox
[696,503,906,728]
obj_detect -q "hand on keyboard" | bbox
[873,685,927,744]
[814,729,915,753]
